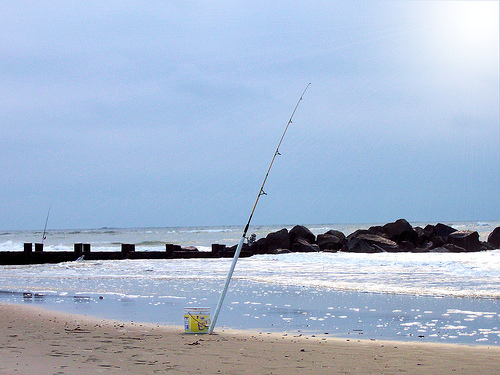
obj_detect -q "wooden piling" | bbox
[166,244,174,256]
[0,242,252,265]
[74,243,83,256]
[211,243,219,255]
[24,243,33,253]
[211,244,226,257]
[83,243,91,253]
[121,244,135,257]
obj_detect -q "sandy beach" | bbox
[1,303,499,374]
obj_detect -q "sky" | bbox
[1,1,499,230]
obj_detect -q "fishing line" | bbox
[208,83,311,334]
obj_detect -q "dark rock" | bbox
[292,237,320,252]
[427,236,447,249]
[434,223,458,237]
[487,227,500,248]
[251,238,269,254]
[423,224,436,238]
[414,226,430,247]
[383,219,418,245]
[443,243,467,253]
[346,237,377,253]
[423,223,457,250]
[348,229,380,239]
[346,234,399,253]
[243,221,499,256]
[265,228,290,253]
[317,233,344,252]
[383,219,412,236]
[447,230,481,252]
[480,242,496,251]
[289,225,316,244]
[367,226,385,236]
[325,230,346,242]
[398,241,415,252]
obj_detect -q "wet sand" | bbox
[1,302,499,374]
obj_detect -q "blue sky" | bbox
[1,1,498,230]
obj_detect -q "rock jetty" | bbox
[233,219,499,254]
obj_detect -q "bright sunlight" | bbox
[423,1,499,72]
[449,1,499,43]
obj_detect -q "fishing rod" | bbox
[42,205,51,244]
[208,83,311,334]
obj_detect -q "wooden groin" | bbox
[0,243,251,265]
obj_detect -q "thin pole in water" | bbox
[208,83,311,334]
[42,205,51,244]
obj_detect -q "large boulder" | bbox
[265,228,290,253]
[447,230,481,252]
[366,226,385,236]
[443,243,467,253]
[423,224,436,238]
[292,237,320,253]
[487,227,500,249]
[435,223,458,237]
[250,237,269,254]
[325,229,346,242]
[348,229,377,238]
[429,236,447,249]
[346,237,377,253]
[317,231,345,252]
[398,241,415,252]
[346,233,399,253]
[289,225,316,244]
[383,219,418,245]
[414,226,430,247]
[423,223,458,250]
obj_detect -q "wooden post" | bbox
[74,243,83,256]
[212,244,226,256]
[83,243,91,253]
[24,243,33,253]
[219,244,227,256]
[166,244,174,256]
[211,244,219,255]
[34,243,43,252]
[121,244,135,256]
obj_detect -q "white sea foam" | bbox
[1,250,499,298]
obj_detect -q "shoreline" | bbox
[1,302,499,374]
[2,279,500,346]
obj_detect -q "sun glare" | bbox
[449,1,499,43]
[424,1,499,72]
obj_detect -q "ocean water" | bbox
[0,221,499,345]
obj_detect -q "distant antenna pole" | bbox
[42,205,51,244]
[209,83,311,334]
